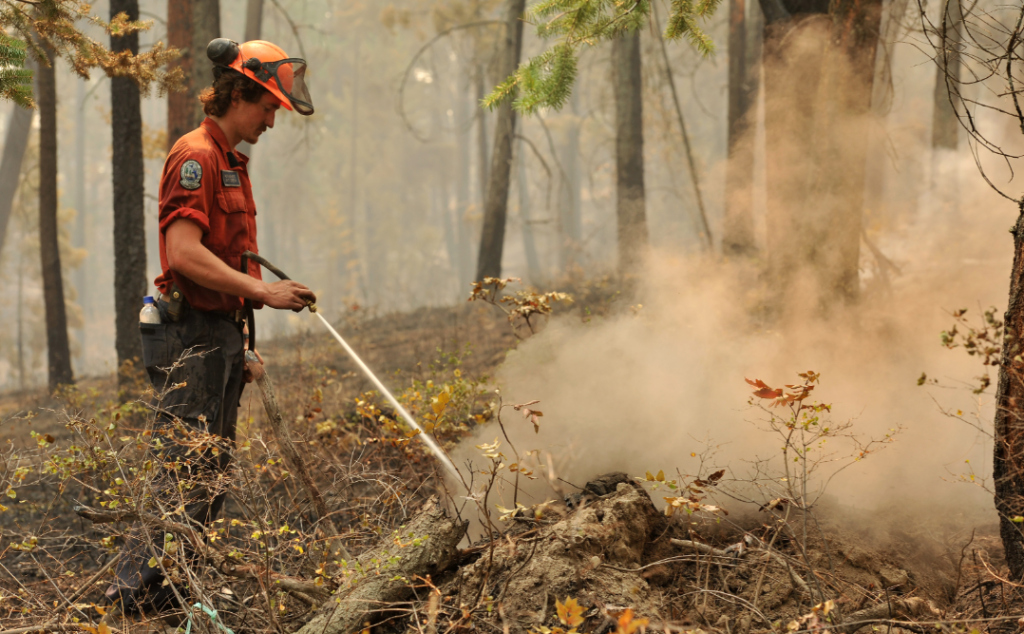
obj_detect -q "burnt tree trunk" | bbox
[37,49,74,390]
[722,0,758,256]
[111,0,147,380]
[612,30,647,275]
[995,203,1024,579]
[475,0,526,281]
[167,0,194,150]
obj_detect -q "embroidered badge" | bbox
[179,159,203,190]
[221,170,241,187]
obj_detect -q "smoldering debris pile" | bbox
[272,473,1002,634]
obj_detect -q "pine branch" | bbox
[0,32,32,107]
[491,0,720,113]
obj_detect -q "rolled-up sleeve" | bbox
[159,148,217,236]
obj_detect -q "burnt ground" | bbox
[0,289,1021,633]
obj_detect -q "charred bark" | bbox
[111,0,147,380]
[612,30,647,275]
[37,48,74,390]
[475,0,526,281]
[994,202,1024,579]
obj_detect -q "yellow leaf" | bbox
[556,597,585,628]
[147,557,159,568]
[656,470,665,482]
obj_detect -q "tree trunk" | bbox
[932,0,961,151]
[0,86,33,261]
[995,202,1024,580]
[517,137,543,284]
[455,71,473,290]
[37,49,74,390]
[475,0,526,281]
[722,0,758,256]
[74,76,88,366]
[927,0,962,217]
[167,0,218,151]
[862,0,911,222]
[612,30,647,276]
[760,0,880,307]
[191,0,220,120]
[558,91,582,270]
[111,0,147,381]
[761,4,827,302]
[236,0,263,157]
[167,0,194,150]
[244,0,263,47]
[811,0,882,301]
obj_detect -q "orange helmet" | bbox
[207,38,313,115]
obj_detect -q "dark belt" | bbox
[160,293,244,323]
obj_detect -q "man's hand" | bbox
[261,280,317,312]
[166,219,317,312]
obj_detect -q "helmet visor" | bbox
[265,58,313,116]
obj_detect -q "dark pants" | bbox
[105,301,245,614]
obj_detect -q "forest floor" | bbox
[0,284,1021,634]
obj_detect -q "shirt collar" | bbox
[201,117,231,152]
[201,117,249,168]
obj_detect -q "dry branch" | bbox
[248,359,353,560]
[671,538,812,596]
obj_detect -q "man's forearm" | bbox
[168,235,266,302]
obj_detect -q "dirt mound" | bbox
[445,478,667,629]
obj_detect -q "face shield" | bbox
[243,57,314,115]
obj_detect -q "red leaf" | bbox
[752,387,783,399]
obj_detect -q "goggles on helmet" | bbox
[241,57,313,115]
[207,38,314,116]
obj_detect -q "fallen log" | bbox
[294,497,467,634]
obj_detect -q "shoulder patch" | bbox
[179,159,203,190]
[221,170,241,187]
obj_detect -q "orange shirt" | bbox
[154,118,263,313]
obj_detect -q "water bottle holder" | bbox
[140,323,170,370]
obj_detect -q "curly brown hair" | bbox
[199,68,270,117]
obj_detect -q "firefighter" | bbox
[103,39,316,622]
